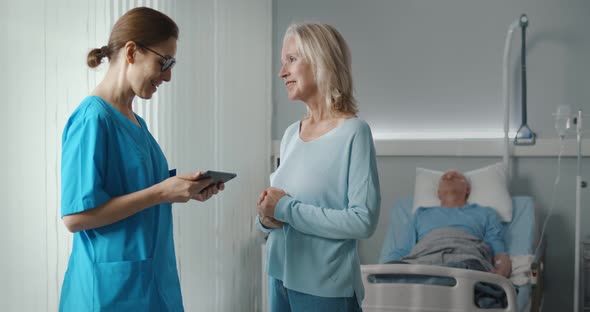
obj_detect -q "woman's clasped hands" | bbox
[257,187,286,229]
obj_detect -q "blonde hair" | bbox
[284,23,358,116]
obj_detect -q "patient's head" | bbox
[437,170,471,208]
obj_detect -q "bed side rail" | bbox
[361,264,517,312]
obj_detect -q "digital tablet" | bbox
[196,170,237,190]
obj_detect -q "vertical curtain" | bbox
[0,0,271,311]
[171,0,271,311]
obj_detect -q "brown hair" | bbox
[87,7,179,68]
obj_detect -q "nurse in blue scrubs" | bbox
[59,7,223,311]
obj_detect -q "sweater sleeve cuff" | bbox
[255,215,273,234]
[273,195,293,222]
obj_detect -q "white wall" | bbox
[272,0,590,140]
[171,1,272,311]
[1,2,112,310]
[0,1,271,311]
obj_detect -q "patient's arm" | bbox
[483,207,511,277]
[491,253,512,277]
[382,215,418,263]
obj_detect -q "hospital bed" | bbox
[361,196,543,312]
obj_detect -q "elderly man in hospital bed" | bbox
[382,169,512,278]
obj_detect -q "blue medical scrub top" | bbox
[59,96,183,311]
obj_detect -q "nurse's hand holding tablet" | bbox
[159,171,233,202]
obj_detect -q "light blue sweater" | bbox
[383,203,506,263]
[257,118,381,305]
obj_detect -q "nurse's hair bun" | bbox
[87,45,110,68]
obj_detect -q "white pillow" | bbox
[412,162,513,222]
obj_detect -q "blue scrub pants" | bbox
[268,276,362,312]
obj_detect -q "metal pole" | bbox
[575,109,582,312]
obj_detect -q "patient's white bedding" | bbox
[510,255,534,286]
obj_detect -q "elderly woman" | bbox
[256,23,381,311]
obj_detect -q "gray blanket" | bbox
[401,227,494,272]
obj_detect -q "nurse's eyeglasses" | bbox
[138,44,176,72]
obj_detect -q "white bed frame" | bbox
[361,263,518,312]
